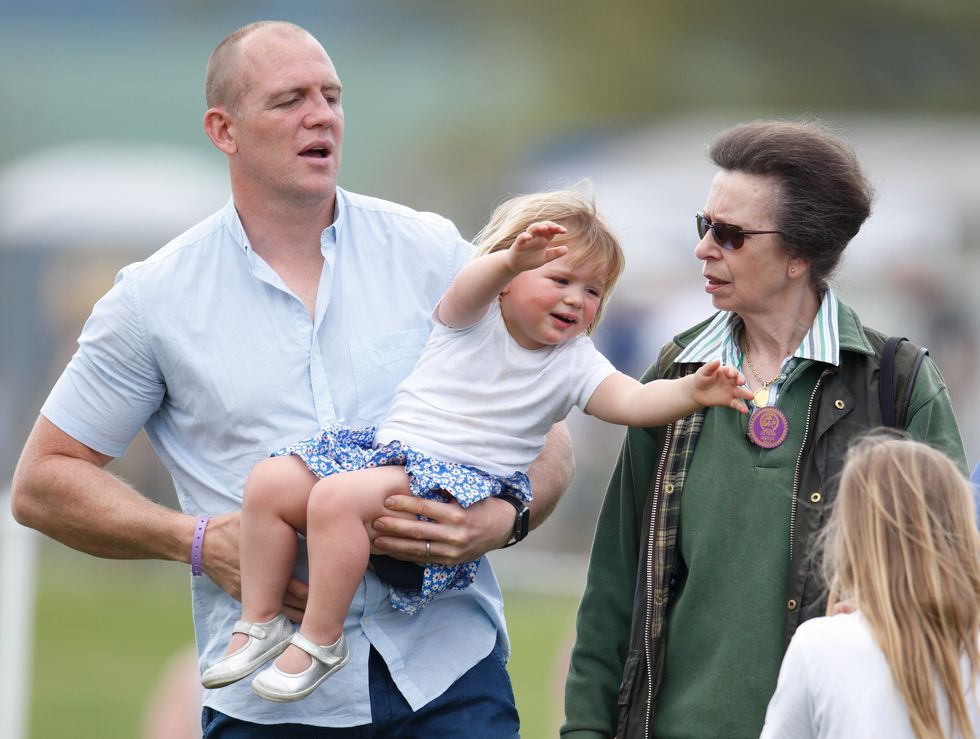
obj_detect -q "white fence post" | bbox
[1,487,37,739]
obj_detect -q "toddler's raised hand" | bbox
[506,221,568,274]
[691,359,753,414]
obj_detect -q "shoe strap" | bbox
[289,631,345,665]
[231,615,282,640]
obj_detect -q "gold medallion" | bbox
[743,338,781,409]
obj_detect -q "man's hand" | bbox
[371,494,514,565]
[198,510,242,598]
[200,509,309,622]
[369,423,572,565]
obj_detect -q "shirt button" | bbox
[654,592,666,605]
[787,599,798,611]
[809,491,822,504]
[664,482,675,495]
[834,399,846,410]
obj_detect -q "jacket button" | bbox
[834,399,846,410]
[810,491,822,504]
[787,599,798,611]
[664,482,675,495]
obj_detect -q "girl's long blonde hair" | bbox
[823,434,980,739]
[472,186,625,334]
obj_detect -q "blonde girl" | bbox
[202,189,752,702]
[762,434,980,738]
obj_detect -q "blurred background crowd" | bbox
[2,1,979,736]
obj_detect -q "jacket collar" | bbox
[674,288,848,366]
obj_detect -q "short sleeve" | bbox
[41,267,165,457]
[570,338,618,412]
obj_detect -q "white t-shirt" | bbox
[761,612,980,739]
[375,300,617,477]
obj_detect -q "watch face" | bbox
[499,493,530,544]
[515,506,530,541]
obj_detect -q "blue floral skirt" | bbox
[274,425,532,615]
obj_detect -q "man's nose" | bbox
[306,96,337,128]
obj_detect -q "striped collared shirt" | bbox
[674,289,841,407]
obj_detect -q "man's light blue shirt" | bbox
[41,188,508,726]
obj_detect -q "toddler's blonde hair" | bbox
[473,187,625,334]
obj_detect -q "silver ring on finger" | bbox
[425,540,432,559]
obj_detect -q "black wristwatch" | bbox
[497,492,530,548]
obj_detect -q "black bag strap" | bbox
[879,336,904,428]
[879,336,929,428]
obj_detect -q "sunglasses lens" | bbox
[713,223,743,250]
[696,213,708,239]
[696,214,746,249]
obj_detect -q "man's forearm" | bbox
[11,416,194,564]
[526,421,575,529]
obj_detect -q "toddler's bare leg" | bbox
[274,465,410,674]
[225,455,317,656]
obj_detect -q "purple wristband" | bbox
[191,515,211,577]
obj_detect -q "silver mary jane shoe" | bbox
[200,613,295,689]
[250,631,349,702]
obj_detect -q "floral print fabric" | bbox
[275,424,532,615]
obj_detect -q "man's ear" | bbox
[204,107,237,155]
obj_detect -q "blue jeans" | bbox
[201,642,519,738]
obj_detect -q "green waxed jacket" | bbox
[561,302,967,739]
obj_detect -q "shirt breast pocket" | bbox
[348,328,429,424]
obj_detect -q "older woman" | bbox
[561,119,968,739]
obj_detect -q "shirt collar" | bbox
[221,197,249,254]
[675,288,841,367]
[327,187,346,247]
[220,190,347,256]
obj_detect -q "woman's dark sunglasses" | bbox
[696,212,781,250]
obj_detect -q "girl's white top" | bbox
[761,611,980,739]
[376,300,616,477]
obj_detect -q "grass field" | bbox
[26,542,582,739]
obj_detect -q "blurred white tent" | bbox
[0,141,227,249]
[0,142,227,739]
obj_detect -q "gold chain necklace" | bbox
[742,339,781,407]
